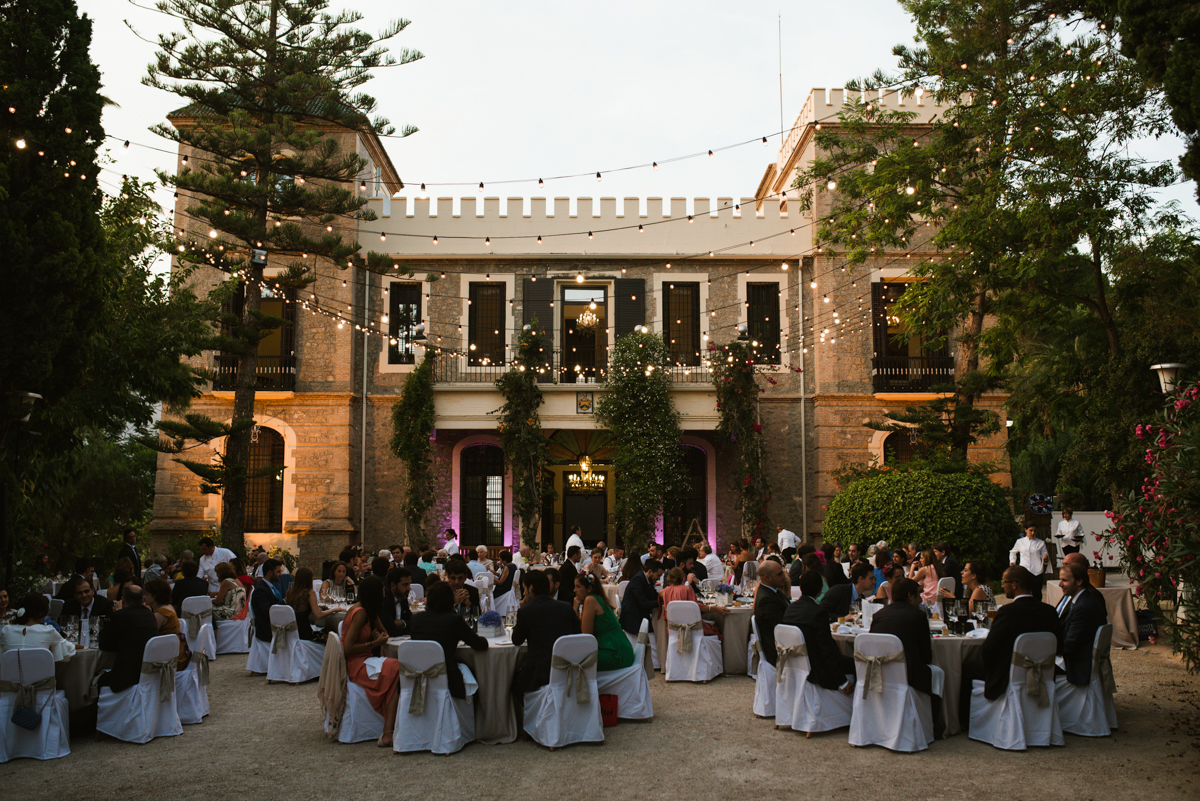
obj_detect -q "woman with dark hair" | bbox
[0,593,75,660]
[144,579,190,671]
[492,551,516,603]
[872,550,891,591]
[408,581,489,700]
[341,575,399,746]
[286,567,333,639]
[320,560,356,601]
[573,573,634,671]
[213,562,247,620]
[874,563,904,602]
[657,567,725,636]
[619,548,643,583]
[823,544,850,587]
[913,549,947,607]
[106,567,138,602]
[942,560,993,614]
[801,553,828,602]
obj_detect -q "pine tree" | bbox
[144,0,421,553]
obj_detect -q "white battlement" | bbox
[367,195,810,257]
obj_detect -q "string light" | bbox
[15,139,25,149]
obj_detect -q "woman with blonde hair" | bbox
[913,549,946,607]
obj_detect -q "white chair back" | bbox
[1093,624,1113,669]
[0,647,55,683]
[773,625,810,674]
[143,634,181,666]
[409,583,425,601]
[269,604,298,628]
[633,618,649,665]
[549,634,599,687]
[665,599,702,627]
[181,595,213,615]
[394,640,450,692]
[743,561,759,581]
[854,632,909,686]
[790,586,801,600]
[47,599,64,621]
[1010,632,1057,685]
[474,573,494,591]
[618,581,629,599]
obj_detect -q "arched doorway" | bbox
[245,426,285,533]
[461,443,505,547]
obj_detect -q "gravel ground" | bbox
[3,643,1198,801]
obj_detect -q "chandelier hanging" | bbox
[575,309,600,335]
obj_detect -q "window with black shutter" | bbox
[216,284,296,390]
[461,444,505,546]
[871,282,951,391]
[747,282,781,365]
[662,282,701,365]
[614,278,645,338]
[387,282,421,365]
[468,282,505,366]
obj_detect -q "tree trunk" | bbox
[949,287,987,462]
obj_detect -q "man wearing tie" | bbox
[119,528,142,580]
[62,576,114,640]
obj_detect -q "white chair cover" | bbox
[969,631,1064,750]
[180,596,218,661]
[1056,624,1118,737]
[408,583,425,602]
[750,617,776,718]
[47,599,64,621]
[773,625,852,733]
[335,683,386,743]
[741,561,759,594]
[266,606,324,684]
[97,634,184,743]
[790,586,801,600]
[0,648,70,762]
[624,627,659,672]
[848,632,934,751]
[393,640,475,754]
[175,623,212,724]
[214,608,253,655]
[475,573,496,614]
[617,581,629,600]
[596,619,654,720]
[663,601,722,683]
[523,634,604,748]
[246,635,271,673]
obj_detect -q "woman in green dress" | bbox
[573,573,634,671]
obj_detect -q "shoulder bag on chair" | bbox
[10,651,52,731]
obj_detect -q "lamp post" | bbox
[1150,363,1188,394]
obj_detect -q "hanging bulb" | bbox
[15,139,26,149]
[827,180,837,190]
[905,186,915,195]
[359,180,366,191]
[588,231,593,240]
[687,215,693,223]
[478,182,484,192]
[382,314,389,324]
[638,224,644,232]
[433,235,438,244]
[823,295,830,303]
[537,235,542,244]
[485,236,490,246]
[209,229,217,238]
[652,161,658,170]
[327,225,333,232]
[707,150,714,157]
[538,178,544,187]
[781,262,788,271]
[182,155,189,164]
[419,183,426,195]
[576,273,584,283]
[810,280,817,289]
[440,271,446,279]
[122,140,130,149]
[380,233,386,241]
[596,172,602,182]
[762,136,769,146]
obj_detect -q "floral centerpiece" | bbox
[477,610,504,638]
[716,584,736,605]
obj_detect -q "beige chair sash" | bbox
[0,675,56,711]
[395,660,447,716]
[853,649,906,698]
[748,638,761,676]
[1093,647,1117,694]
[191,650,211,687]
[667,619,703,654]
[774,643,808,683]
[636,629,650,645]
[1012,651,1056,707]
[181,607,212,639]
[270,620,298,653]
[141,660,177,703]
[551,651,598,703]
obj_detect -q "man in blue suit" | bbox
[1055,560,1108,686]
[251,558,287,643]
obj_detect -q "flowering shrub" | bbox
[1108,377,1200,672]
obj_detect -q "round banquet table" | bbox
[1046,582,1138,650]
[603,583,620,611]
[834,630,984,737]
[384,635,527,744]
[652,603,755,675]
[54,647,116,712]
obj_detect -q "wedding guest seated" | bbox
[619,548,644,583]
[55,557,95,601]
[443,559,480,614]
[381,567,412,637]
[934,542,963,599]
[369,556,390,580]
[780,570,855,695]
[619,559,664,638]
[789,544,816,586]
[753,560,791,668]
[142,555,169,584]
[251,559,288,646]
[340,575,400,747]
[228,557,255,596]
[658,567,727,634]
[106,567,138,603]
[959,566,1062,731]
[395,551,423,589]
[869,577,935,696]
[872,550,890,591]
[62,574,115,621]
[287,567,334,640]
[98,586,160,693]
[512,571,580,695]
[583,548,611,580]
[575,573,634,670]
[823,544,850,587]
[320,561,357,600]
[144,579,190,671]
[941,561,993,614]
[603,547,625,575]
[679,547,706,583]
[820,562,876,619]
[1056,561,1107,686]
[913,550,947,607]
[212,561,247,620]
[409,581,488,698]
[544,568,561,600]
[543,543,560,566]
[171,560,210,615]
[417,550,438,575]
[558,546,581,603]
[699,543,724,583]
[874,564,904,603]
[467,547,488,577]
[0,593,76,661]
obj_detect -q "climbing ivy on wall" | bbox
[709,340,772,541]
[390,351,436,543]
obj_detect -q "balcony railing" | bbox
[213,354,297,391]
[432,349,710,385]
[871,355,954,393]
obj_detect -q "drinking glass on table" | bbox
[985,601,997,625]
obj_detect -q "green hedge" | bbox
[822,470,1018,568]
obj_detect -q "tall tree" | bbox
[144,0,421,553]
[795,0,1175,461]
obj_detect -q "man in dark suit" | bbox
[681,547,707,583]
[753,560,791,667]
[97,586,160,693]
[119,528,142,580]
[960,566,1062,729]
[1055,561,1107,686]
[619,559,664,637]
[171,560,210,615]
[820,562,876,619]
[869,577,934,695]
[381,567,413,637]
[557,546,581,604]
[402,551,427,588]
[443,559,480,614]
[251,559,287,643]
[780,569,855,693]
[55,557,95,601]
[511,570,581,694]
[62,575,115,620]
[934,542,963,599]
[788,545,815,586]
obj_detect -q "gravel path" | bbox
[3,643,1197,800]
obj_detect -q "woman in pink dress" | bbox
[913,549,946,607]
[341,575,400,746]
[658,568,726,637]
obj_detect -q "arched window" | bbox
[245,427,285,533]
[883,430,928,466]
[461,444,505,546]
[663,445,707,548]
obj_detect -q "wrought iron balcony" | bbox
[431,349,710,386]
[213,354,297,391]
[871,354,955,393]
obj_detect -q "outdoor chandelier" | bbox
[575,309,600,334]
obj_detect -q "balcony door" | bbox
[871,282,951,392]
[561,286,607,383]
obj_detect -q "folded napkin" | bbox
[965,627,989,639]
[836,625,854,635]
[363,656,388,680]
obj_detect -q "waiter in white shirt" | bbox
[1009,524,1050,599]
[776,524,799,561]
[1055,509,1085,556]
[197,536,237,592]
[443,528,459,557]
[565,525,585,555]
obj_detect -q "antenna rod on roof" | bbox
[778,14,784,142]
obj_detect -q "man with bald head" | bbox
[753,560,791,669]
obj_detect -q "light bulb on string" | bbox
[15,139,25,149]
[827,180,837,190]
[576,273,584,283]
[652,162,658,170]
[707,150,714,157]
[538,178,544,187]
[823,295,829,303]
[596,172,602,182]
[478,182,484,192]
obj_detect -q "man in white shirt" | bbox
[565,525,585,555]
[1009,525,1050,598]
[197,536,237,592]
[1055,509,1085,556]
[604,547,625,575]
[699,542,724,583]
[515,544,531,570]
[776,524,799,560]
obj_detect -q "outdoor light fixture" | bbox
[1151,363,1188,394]
[736,323,749,342]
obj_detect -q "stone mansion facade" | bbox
[149,88,1010,567]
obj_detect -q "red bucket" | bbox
[599,694,618,727]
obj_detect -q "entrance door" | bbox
[562,493,607,550]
